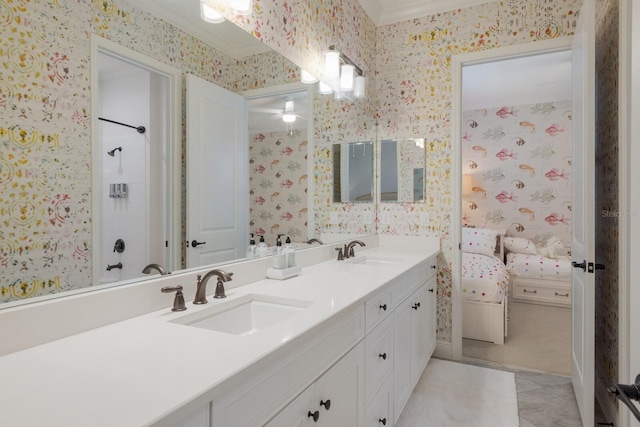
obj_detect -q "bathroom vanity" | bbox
[0,239,439,427]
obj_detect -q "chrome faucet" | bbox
[194,269,233,304]
[142,263,169,275]
[307,238,324,245]
[344,240,366,258]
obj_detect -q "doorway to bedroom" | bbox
[459,48,574,376]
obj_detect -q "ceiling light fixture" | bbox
[301,45,366,100]
[200,0,254,22]
[282,100,296,123]
[230,0,254,15]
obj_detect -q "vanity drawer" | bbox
[365,314,394,404]
[365,286,393,332]
[513,280,571,307]
[393,261,428,309]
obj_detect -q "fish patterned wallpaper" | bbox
[594,0,619,413]
[461,101,573,252]
[249,129,308,245]
[375,0,581,341]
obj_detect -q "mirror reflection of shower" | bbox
[107,146,122,157]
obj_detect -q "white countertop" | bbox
[0,245,439,427]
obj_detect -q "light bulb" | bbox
[282,113,296,123]
[319,81,333,95]
[324,50,340,79]
[230,0,253,15]
[354,75,366,99]
[340,64,354,91]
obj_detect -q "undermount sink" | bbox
[345,255,401,266]
[170,294,312,336]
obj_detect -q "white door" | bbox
[186,74,248,268]
[570,0,596,424]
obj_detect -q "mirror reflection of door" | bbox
[95,50,174,285]
[380,138,426,202]
[460,49,574,376]
[185,74,248,268]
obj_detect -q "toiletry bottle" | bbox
[256,235,269,257]
[246,233,256,258]
[283,236,296,268]
[272,234,285,268]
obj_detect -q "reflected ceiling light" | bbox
[282,100,296,123]
[318,81,333,95]
[200,0,225,23]
[354,75,366,99]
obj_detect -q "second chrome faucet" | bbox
[194,269,233,304]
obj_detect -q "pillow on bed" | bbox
[503,237,537,254]
[461,227,498,257]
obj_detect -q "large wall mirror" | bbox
[380,138,426,202]
[0,0,376,308]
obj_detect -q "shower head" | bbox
[107,146,122,157]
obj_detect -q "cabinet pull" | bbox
[379,418,387,425]
[523,289,537,294]
[412,302,421,310]
[379,303,387,311]
[431,265,436,269]
[555,292,570,297]
[379,353,387,360]
[307,410,320,422]
[320,399,331,410]
[428,288,434,293]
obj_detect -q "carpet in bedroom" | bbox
[395,358,519,427]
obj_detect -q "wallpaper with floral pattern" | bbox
[249,129,308,245]
[462,101,573,253]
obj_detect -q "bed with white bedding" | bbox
[461,228,509,345]
[505,251,572,307]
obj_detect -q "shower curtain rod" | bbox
[98,117,146,134]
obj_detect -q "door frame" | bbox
[450,37,574,360]
[90,35,182,281]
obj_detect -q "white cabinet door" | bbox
[267,342,365,427]
[365,374,393,427]
[425,275,437,358]
[412,285,430,381]
[265,386,316,427]
[315,341,365,427]
[365,314,394,404]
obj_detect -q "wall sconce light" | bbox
[300,45,366,100]
[201,0,254,22]
[462,174,473,195]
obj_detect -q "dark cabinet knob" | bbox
[428,288,434,293]
[431,265,436,269]
[379,303,387,311]
[307,410,319,422]
[191,240,206,248]
[379,353,387,360]
[379,418,387,425]
[320,399,331,410]
[412,302,421,310]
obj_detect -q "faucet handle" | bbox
[214,278,227,299]
[161,285,187,312]
[335,246,344,261]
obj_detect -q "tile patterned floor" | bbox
[462,357,584,426]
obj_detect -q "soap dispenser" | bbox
[246,233,256,258]
[272,234,286,268]
[283,236,296,268]
[256,234,269,257]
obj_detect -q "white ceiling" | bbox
[356,0,493,26]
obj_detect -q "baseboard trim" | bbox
[595,374,618,426]
[434,340,453,360]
